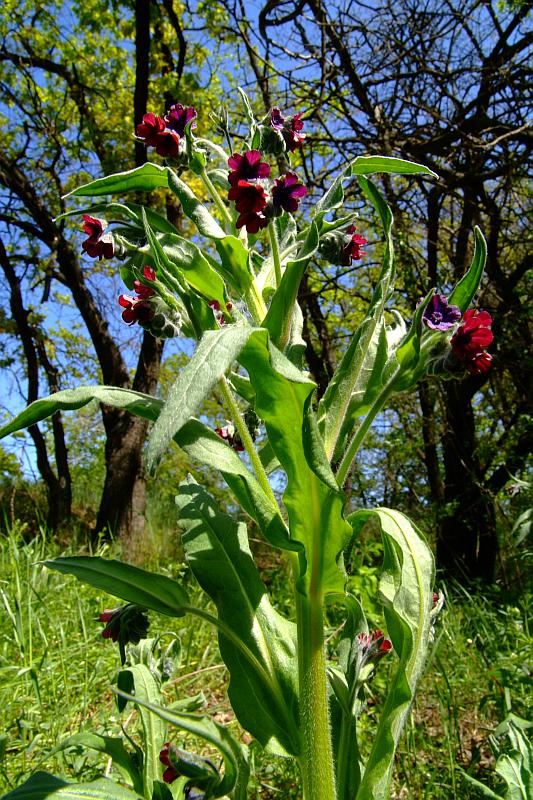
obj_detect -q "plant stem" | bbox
[295,589,337,800]
[335,372,398,486]
[243,280,267,325]
[218,375,279,510]
[200,167,234,229]
[268,220,283,287]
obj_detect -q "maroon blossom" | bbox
[164,103,197,136]
[271,172,307,214]
[136,113,166,146]
[159,744,179,784]
[153,130,181,158]
[228,179,268,232]
[133,266,156,299]
[451,309,493,374]
[98,605,149,646]
[422,294,462,331]
[269,107,306,151]
[228,150,270,186]
[81,215,114,260]
[270,107,285,130]
[357,629,393,664]
[341,225,367,264]
[118,294,154,325]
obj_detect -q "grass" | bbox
[0,522,531,799]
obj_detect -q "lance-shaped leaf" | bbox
[166,169,226,239]
[448,226,487,312]
[1,773,142,800]
[116,687,250,798]
[0,386,290,552]
[263,222,320,351]
[64,163,170,198]
[239,331,352,595]
[348,508,435,800]
[44,556,188,617]
[176,479,300,757]
[214,235,254,293]
[147,323,254,468]
[314,155,437,227]
[56,201,178,235]
[317,176,395,462]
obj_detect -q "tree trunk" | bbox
[437,379,497,583]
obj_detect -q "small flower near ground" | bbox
[271,172,307,214]
[228,150,270,186]
[357,629,393,664]
[164,104,197,136]
[81,215,114,260]
[450,308,493,374]
[97,605,150,658]
[422,294,462,331]
[160,743,180,784]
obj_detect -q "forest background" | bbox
[0,1,531,798]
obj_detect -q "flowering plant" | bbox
[0,91,490,800]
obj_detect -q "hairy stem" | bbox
[268,220,283,287]
[200,167,234,229]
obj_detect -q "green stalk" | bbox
[336,372,399,486]
[268,220,283,287]
[243,280,268,325]
[296,590,337,800]
[218,375,279,510]
[200,167,234,229]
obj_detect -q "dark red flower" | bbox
[164,104,197,136]
[159,744,179,784]
[228,179,268,232]
[357,629,392,663]
[153,130,181,158]
[270,107,285,130]
[451,309,493,374]
[468,351,493,375]
[271,172,307,214]
[228,150,270,186]
[341,225,367,264]
[118,294,154,325]
[136,113,166,146]
[283,113,306,152]
[81,215,114,260]
[422,294,462,331]
[133,266,156,299]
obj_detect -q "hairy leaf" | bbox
[448,227,487,312]
[64,163,169,197]
[1,773,141,800]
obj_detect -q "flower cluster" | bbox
[81,215,114,260]
[357,629,393,665]
[136,103,197,159]
[450,309,493,375]
[159,743,180,784]
[319,223,367,266]
[209,299,233,326]
[98,605,150,646]
[118,266,156,326]
[159,743,219,796]
[269,107,306,152]
[227,149,307,233]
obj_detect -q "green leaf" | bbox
[54,734,142,795]
[239,331,352,595]
[146,324,254,469]
[263,222,320,350]
[317,176,395,462]
[348,508,435,800]
[115,689,250,800]
[166,170,226,239]
[1,774,141,800]
[448,227,487,312]
[123,665,166,799]
[214,235,254,293]
[349,155,438,178]
[64,163,169,198]
[0,386,290,552]
[176,479,300,757]
[44,556,188,617]
[55,201,178,235]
